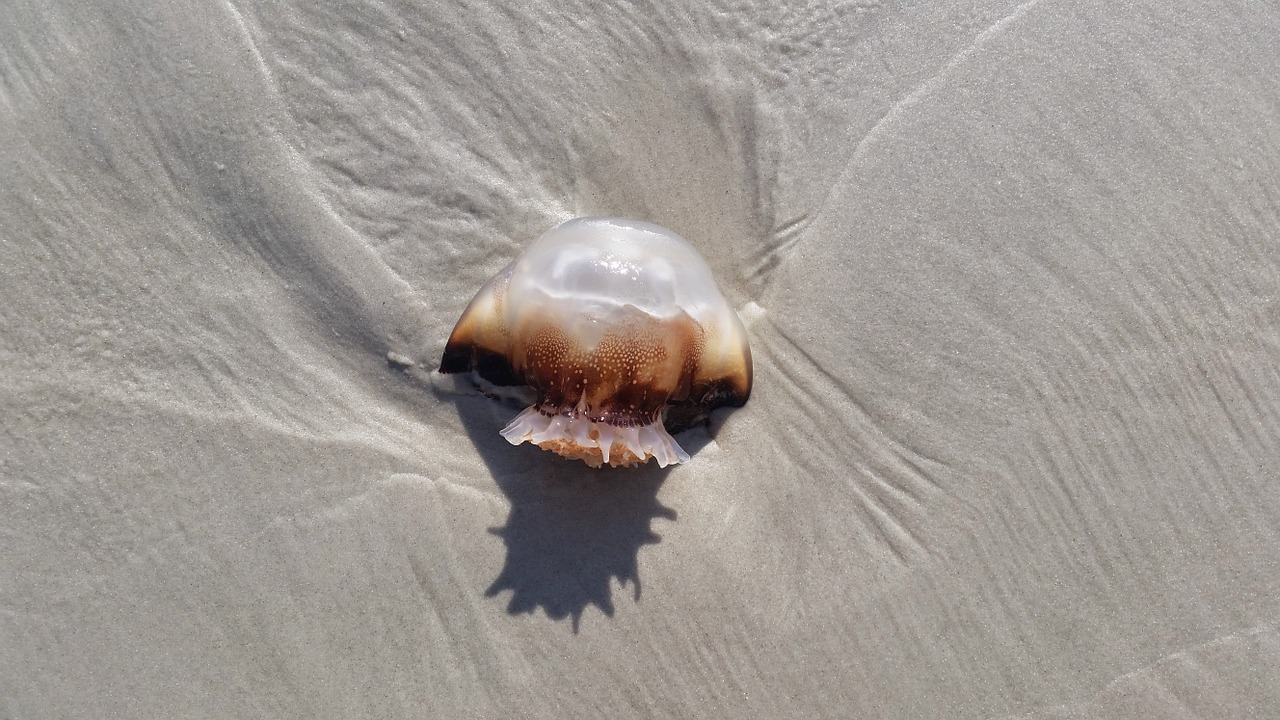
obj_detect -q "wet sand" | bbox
[3,0,1278,716]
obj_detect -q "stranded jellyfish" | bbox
[440,217,751,467]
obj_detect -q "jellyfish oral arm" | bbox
[499,404,690,469]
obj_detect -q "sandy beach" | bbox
[3,0,1278,716]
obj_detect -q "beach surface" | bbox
[3,0,1279,717]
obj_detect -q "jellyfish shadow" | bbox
[441,388,713,630]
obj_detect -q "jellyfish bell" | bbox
[439,217,752,468]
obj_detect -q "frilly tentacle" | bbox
[500,406,690,468]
